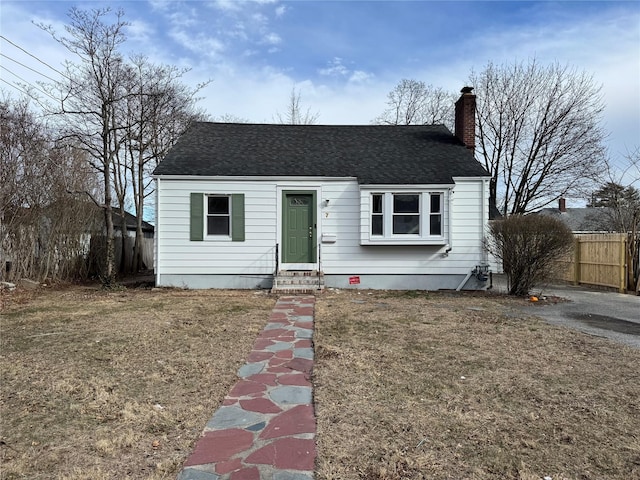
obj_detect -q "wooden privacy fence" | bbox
[89,235,154,275]
[557,233,638,293]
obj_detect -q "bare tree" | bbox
[373,79,457,130]
[470,60,607,215]
[38,7,131,286]
[38,8,208,281]
[122,55,208,271]
[0,95,101,283]
[274,87,319,125]
[213,113,249,123]
[588,148,640,292]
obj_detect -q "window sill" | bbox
[204,236,233,242]
[361,237,447,246]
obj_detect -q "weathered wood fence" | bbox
[89,235,154,275]
[557,233,639,293]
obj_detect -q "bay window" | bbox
[364,190,446,244]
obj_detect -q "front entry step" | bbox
[271,270,324,294]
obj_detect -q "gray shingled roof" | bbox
[537,207,612,232]
[153,123,489,184]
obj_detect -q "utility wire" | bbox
[0,35,71,81]
[0,53,60,83]
[0,77,50,110]
[0,65,59,103]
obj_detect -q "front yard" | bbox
[1,285,638,479]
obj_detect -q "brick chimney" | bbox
[559,198,567,213]
[455,86,476,152]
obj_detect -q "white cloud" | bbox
[261,32,281,45]
[275,5,287,17]
[210,0,243,13]
[167,9,198,28]
[319,57,349,77]
[147,0,171,12]
[317,58,375,87]
[349,70,374,84]
[169,29,226,58]
[251,12,268,25]
[126,20,154,43]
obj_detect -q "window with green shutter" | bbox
[190,193,244,242]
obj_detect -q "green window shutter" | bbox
[231,194,245,242]
[190,193,204,241]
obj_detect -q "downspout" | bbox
[154,177,160,286]
[447,188,453,254]
[481,178,489,263]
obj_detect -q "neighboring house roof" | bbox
[152,123,489,184]
[112,210,155,233]
[537,207,612,232]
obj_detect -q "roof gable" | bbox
[153,123,489,184]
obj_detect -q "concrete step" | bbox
[275,277,323,286]
[271,287,323,295]
[272,271,324,294]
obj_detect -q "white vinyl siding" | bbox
[319,179,486,275]
[158,181,277,276]
[155,176,489,283]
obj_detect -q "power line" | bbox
[0,35,71,82]
[0,65,59,103]
[0,77,50,111]
[0,53,60,83]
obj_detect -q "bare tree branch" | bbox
[372,79,457,131]
[471,59,607,215]
[274,87,319,125]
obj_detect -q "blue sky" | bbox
[1,0,639,180]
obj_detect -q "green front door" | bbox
[283,192,315,264]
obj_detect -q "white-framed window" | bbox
[207,195,231,236]
[364,191,446,244]
[371,193,384,235]
[429,193,442,236]
[392,193,420,234]
[190,193,245,242]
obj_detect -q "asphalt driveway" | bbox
[492,276,640,349]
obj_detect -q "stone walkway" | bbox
[176,296,317,480]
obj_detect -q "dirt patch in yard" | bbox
[0,285,275,479]
[313,290,640,480]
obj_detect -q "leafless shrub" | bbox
[486,214,574,296]
[0,96,101,283]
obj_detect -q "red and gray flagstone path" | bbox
[176,296,317,480]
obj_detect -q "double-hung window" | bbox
[371,194,384,235]
[207,195,230,236]
[190,192,245,242]
[429,194,442,236]
[365,191,446,244]
[393,194,420,234]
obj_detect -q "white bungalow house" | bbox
[152,87,493,291]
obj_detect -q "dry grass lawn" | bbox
[2,285,639,480]
[0,285,275,479]
[314,290,640,480]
